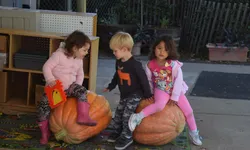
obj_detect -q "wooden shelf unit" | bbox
[0,28,99,113]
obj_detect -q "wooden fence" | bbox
[179,0,250,55]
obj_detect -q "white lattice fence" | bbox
[39,11,96,36]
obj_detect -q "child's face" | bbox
[155,41,168,60]
[112,47,128,60]
[73,43,90,59]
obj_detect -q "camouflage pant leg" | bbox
[108,97,127,134]
[66,83,88,102]
[37,93,51,122]
[120,94,141,138]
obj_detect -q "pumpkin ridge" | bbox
[77,112,112,139]
[64,99,78,129]
[75,106,112,138]
[176,123,185,134]
[63,100,74,128]
[89,97,109,120]
[58,103,65,127]
[100,101,111,119]
[49,114,61,131]
[49,95,112,144]
[61,100,68,124]
[158,132,176,144]
[88,95,102,117]
[51,108,63,128]
[67,131,89,143]
[55,128,67,141]
[67,137,82,144]
[87,106,107,126]
[133,97,185,146]
[135,132,173,145]
[87,91,97,104]
[174,110,185,134]
[89,96,102,115]
[137,118,174,133]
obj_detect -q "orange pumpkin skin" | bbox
[133,97,186,146]
[49,91,112,144]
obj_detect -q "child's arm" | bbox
[170,67,183,102]
[43,52,60,83]
[135,62,152,98]
[106,61,118,91]
[75,60,84,85]
[145,63,153,94]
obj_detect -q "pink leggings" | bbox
[142,88,197,131]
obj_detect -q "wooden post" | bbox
[67,0,72,11]
[141,0,143,30]
[77,0,86,13]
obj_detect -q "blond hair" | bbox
[109,31,134,51]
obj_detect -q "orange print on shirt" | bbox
[117,66,131,86]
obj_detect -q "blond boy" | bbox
[103,32,152,150]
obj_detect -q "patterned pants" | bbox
[109,94,141,138]
[37,83,88,122]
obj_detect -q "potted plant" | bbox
[132,27,156,56]
[206,28,249,62]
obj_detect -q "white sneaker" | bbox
[189,130,202,146]
[128,113,143,132]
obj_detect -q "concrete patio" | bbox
[96,57,250,150]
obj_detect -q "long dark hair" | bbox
[149,35,179,60]
[64,30,91,57]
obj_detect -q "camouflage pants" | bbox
[109,94,141,138]
[37,83,87,122]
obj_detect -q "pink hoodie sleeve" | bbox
[145,63,153,94]
[43,52,60,83]
[170,67,183,102]
[75,60,84,85]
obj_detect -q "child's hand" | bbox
[47,80,56,87]
[103,88,110,92]
[168,100,177,106]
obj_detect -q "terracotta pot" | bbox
[206,43,249,62]
[132,42,142,56]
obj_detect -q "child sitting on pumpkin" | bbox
[128,35,202,146]
[37,30,96,145]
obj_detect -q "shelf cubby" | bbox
[28,73,46,106]
[50,38,64,55]
[6,71,28,106]
[10,35,49,72]
[0,34,10,68]
[0,28,99,113]
[0,72,7,103]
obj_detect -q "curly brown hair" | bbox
[149,35,179,60]
[64,30,91,57]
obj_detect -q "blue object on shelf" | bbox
[13,49,49,71]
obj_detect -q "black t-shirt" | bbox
[107,57,152,99]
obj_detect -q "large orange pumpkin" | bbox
[133,97,186,146]
[49,91,112,144]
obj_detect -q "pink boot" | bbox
[77,101,97,126]
[37,120,50,145]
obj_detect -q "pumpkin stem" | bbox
[55,129,67,141]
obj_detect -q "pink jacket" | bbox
[145,60,188,102]
[43,48,84,90]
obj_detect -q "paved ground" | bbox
[96,57,250,150]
